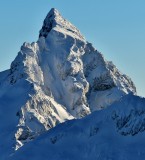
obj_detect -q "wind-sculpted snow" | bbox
[8,94,145,160]
[0,8,136,159]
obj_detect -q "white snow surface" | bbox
[0,8,137,159]
[8,94,145,160]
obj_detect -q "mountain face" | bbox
[0,8,136,159]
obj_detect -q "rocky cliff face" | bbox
[0,8,136,158]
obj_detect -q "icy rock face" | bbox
[82,49,136,111]
[0,40,73,152]
[0,8,136,156]
[37,8,136,114]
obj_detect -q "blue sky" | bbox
[0,0,145,97]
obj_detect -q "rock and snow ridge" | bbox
[0,8,137,159]
[8,94,145,160]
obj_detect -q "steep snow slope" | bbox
[0,8,136,158]
[8,94,145,160]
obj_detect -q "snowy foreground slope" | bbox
[9,94,145,160]
[0,8,140,159]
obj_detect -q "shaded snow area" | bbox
[8,94,145,160]
[0,8,140,160]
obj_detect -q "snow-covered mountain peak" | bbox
[39,8,85,41]
[0,8,137,159]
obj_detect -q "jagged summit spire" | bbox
[47,8,60,17]
[39,8,85,40]
[39,8,61,38]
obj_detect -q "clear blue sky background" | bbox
[0,0,145,97]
